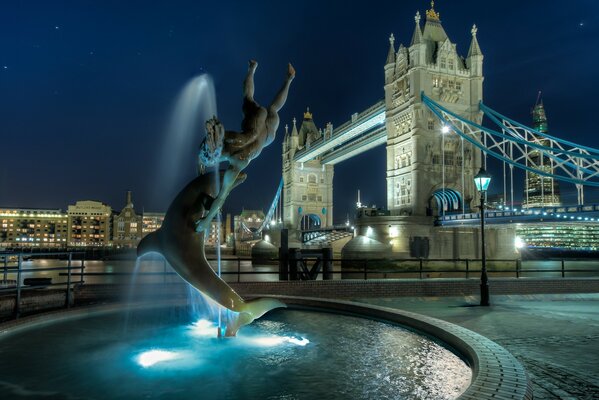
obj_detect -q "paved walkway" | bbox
[358,294,599,400]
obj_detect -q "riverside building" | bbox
[0,208,69,248]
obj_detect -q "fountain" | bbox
[138,60,295,336]
[0,62,532,400]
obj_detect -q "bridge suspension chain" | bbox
[422,94,599,196]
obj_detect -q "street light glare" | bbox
[441,125,451,134]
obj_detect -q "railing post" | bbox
[237,258,241,283]
[419,258,423,279]
[363,260,368,280]
[561,259,565,278]
[3,254,7,283]
[465,259,469,279]
[516,259,520,278]
[66,252,72,308]
[15,254,23,319]
[322,248,333,280]
[80,253,85,286]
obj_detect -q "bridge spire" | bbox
[467,24,483,57]
[291,117,298,136]
[411,11,423,45]
[386,33,396,64]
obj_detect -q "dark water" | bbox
[0,308,471,399]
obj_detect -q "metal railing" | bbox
[2,254,598,295]
[53,257,599,283]
[0,251,86,318]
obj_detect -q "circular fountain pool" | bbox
[0,307,471,399]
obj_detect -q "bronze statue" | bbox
[137,61,294,336]
[196,60,295,232]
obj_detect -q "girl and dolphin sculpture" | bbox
[137,61,295,336]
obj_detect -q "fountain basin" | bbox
[0,297,532,399]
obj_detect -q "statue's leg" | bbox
[244,60,258,102]
[268,63,295,112]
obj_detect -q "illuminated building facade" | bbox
[0,208,69,247]
[112,191,143,248]
[142,212,165,237]
[522,97,561,208]
[67,201,112,247]
[516,223,599,251]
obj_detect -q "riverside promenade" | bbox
[360,294,599,400]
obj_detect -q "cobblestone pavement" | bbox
[358,294,599,400]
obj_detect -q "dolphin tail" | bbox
[225,297,286,337]
[137,229,163,258]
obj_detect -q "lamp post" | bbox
[474,168,492,306]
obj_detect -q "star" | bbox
[2,66,7,69]
[579,22,584,27]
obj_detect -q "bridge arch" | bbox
[300,213,321,230]
[428,188,463,216]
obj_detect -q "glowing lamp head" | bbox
[474,168,492,192]
[441,125,451,134]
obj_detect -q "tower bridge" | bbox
[258,1,599,258]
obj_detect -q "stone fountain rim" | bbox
[0,297,532,400]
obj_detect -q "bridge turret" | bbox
[385,33,396,84]
[408,11,427,67]
[467,24,483,77]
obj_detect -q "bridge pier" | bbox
[344,211,518,261]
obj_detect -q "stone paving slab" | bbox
[357,294,599,400]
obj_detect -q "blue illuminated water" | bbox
[0,308,470,399]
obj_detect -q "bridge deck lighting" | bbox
[441,125,451,134]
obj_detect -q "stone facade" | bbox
[67,200,112,247]
[112,191,143,248]
[282,110,334,231]
[384,5,483,217]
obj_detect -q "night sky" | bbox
[2,1,599,221]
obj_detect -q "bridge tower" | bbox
[384,2,483,217]
[282,110,334,231]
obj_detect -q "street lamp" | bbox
[474,168,492,306]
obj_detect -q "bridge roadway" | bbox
[436,203,599,226]
[293,100,386,165]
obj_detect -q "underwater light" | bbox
[189,319,217,336]
[137,350,179,368]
